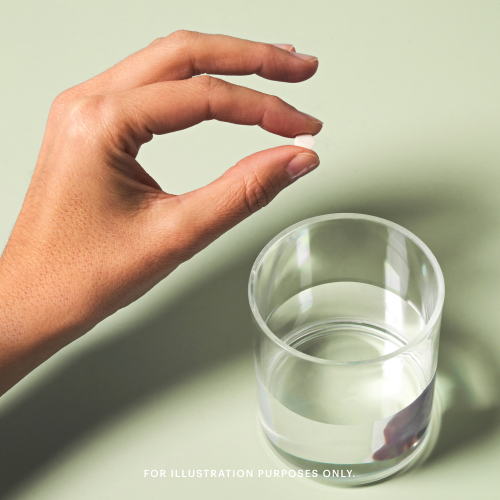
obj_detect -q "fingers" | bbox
[59,31,318,102]
[85,76,322,155]
[41,32,319,169]
[166,146,320,255]
[145,31,318,81]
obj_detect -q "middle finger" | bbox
[63,31,318,101]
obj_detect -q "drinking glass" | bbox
[248,214,445,484]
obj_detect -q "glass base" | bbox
[260,395,442,486]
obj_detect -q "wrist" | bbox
[0,257,87,394]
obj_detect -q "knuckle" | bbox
[148,30,193,48]
[191,74,225,92]
[63,95,105,120]
[148,36,167,47]
[51,90,71,110]
[261,42,276,59]
[49,89,79,121]
[241,170,278,213]
[59,95,110,137]
[149,31,202,79]
[169,29,195,41]
[163,29,198,47]
[255,42,277,66]
[266,94,284,110]
[192,74,213,90]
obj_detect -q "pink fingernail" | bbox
[272,43,296,52]
[286,153,320,181]
[291,52,318,62]
[301,111,323,124]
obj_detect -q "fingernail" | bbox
[291,52,318,62]
[286,153,320,181]
[301,111,323,124]
[272,43,296,52]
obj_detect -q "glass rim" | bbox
[248,213,445,366]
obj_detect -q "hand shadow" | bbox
[425,319,500,466]
[0,174,498,498]
[0,252,258,499]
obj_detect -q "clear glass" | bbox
[248,214,445,485]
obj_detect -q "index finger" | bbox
[63,76,323,157]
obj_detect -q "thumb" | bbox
[173,145,320,251]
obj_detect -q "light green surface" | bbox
[1,0,500,498]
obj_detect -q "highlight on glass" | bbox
[248,214,445,485]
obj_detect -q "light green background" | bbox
[1,0,500,498]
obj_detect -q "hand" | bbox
[0,31,322,395]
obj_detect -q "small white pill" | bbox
[294,134,315,149]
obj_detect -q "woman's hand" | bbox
[0,31,322,394]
